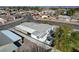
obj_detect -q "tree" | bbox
[54,25,73,51]
[71,31,79,51]
[66,8,76,16]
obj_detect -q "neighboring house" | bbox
[41,10,56,16]
[0,30,22,52]
[27,10,39,14]
[0,18,7,25]
[72,13,79,20]
[0,10,6,14]
[15,22,56,45]
[58,15,71,22]
[41,15,49,19]
[6,12,16,21]
[0,15,16,25]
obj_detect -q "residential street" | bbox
[0,15,79,30]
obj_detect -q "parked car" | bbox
[45,35,54,46]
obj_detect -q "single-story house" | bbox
[15,22,56,45]
[41,10,56,16]
[72,13,79,20]
[0,18,7,25]
[41,15,49,19]
[58,15,71,22]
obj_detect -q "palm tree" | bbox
[54,25,73,52]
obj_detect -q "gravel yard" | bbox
[16,39,49,52]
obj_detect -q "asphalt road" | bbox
[0,15,33,30]
[0,15,79,30]
[33,20,79,30]
[26,16,79,30]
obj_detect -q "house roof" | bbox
[0,18,5,21]
[15,22,52,37]
[42,10,55,13]
[21,22,52,33]
[0,30,21,46]
[1,30,21,42]
[0,31,13,46]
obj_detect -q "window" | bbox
[37,36,39,38]
[27,32,31,35]
[12,50,16,52]
[14,41,21,47]
[47,36,52,41]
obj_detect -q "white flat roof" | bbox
[1,30,21,42]
[22,22,52,32]
[15,22,52,36]
[16,25,36,33]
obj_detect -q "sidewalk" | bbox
[35,19,79,26]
